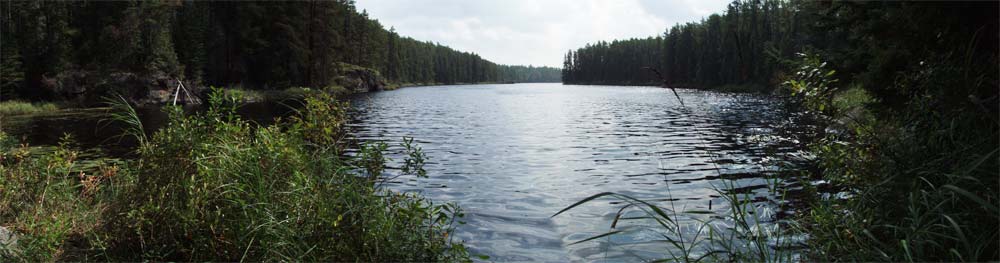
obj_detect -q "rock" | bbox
[38,70,203,106]
[0,226,17,255]
[332,62,388,93]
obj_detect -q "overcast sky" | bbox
[355,0,730,68]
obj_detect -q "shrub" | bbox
[1,91,468,262]
[0,135,111,261]
[788,51,999,261]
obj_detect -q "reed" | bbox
[553,176,800,262]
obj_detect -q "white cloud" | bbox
[356,0,730,67]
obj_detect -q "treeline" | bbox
[498,65,561,83]
[0,0,559,101]
[563,1,997,93]
[562,0,798,86]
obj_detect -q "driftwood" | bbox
[170,79,200,105]
[643,67,685,107]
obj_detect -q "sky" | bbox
[355,0,731,68]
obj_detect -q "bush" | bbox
[1,91,468,261]
[0,135,111,261]
[789,52,999,261]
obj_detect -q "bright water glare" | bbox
[347,83,816,262]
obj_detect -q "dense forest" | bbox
[565,0,999,261]
[562,1,997,93]
[0,0,559,101]
[562,0,800,86]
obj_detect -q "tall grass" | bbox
[553,174,800,262]
[0,101,60,116]
[1,91,469,261]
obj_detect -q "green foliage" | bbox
[793,3,1000,260]
[290,92,348,147]
[0,93,469,261]
[401,137,428,178]
[102,95,146,146]
[0,134,112,261]
[830,86,873,114]
[0,40,24,99]
[782,53,840,113]
[805,87,999,262]
[0,101,61,116]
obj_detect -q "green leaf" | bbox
[942,184,998,212]
[552,192,618,217]
[568,230,623,245]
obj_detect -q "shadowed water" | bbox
[347,83,817,262]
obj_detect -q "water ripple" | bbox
[347,83,815,262]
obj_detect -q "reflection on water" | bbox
[347,83,817,262]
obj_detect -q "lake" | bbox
[2,83,817,262]
[346,83,817,262]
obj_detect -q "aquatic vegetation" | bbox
[554,173,800,262]
[0,101,60,116]
[0,91,469,261]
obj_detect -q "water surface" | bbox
[2,83,815,262]
[347,83,816,262]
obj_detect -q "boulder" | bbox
[38,70,202,106]
[331,62,387,93]
[0,226,17,255]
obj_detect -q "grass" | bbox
[552,176,799,262]
[0,101,61,116]
[1,91,469,261]
[551,139,805,262]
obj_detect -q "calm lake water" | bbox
[3,83,818,262]
[347,83,817,262]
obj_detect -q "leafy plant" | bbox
[782,53,840,113]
